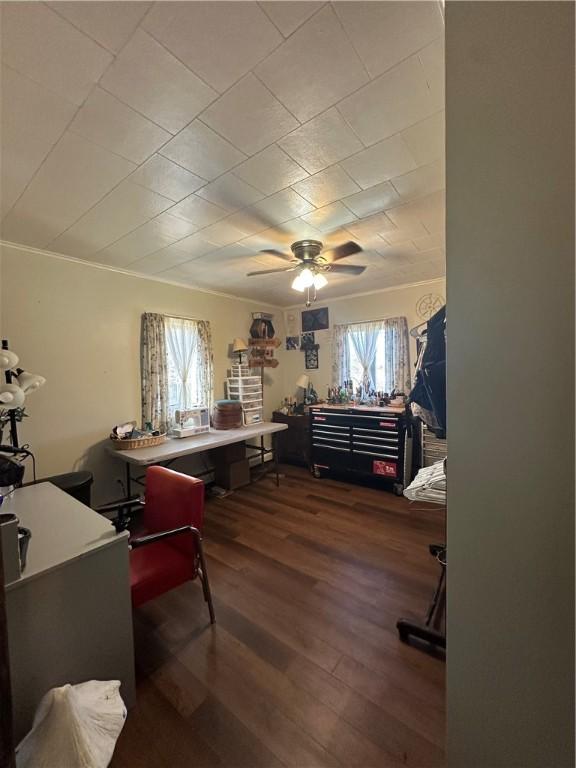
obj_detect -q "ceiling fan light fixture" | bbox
[313,272,327,290]
[299,267,315,288]
[291,273,306,292]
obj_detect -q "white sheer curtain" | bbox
[348,323,380,391]
[164,316,213,419]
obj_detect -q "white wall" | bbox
[446,2,574,766]
[0,244,285,503]
[281,278,445,401]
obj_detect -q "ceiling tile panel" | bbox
[233,145,308,196]
[334,1,444,79]
[100,30,218,134]
[69,87,171,165]
[49,181,173,258]
[0,2,112,105]
[342,181,401,219]
[260,2,323,37]
[419,37,445,104]
[143,1,282,93]
[341,135,417,190]
[196,173,264,213]
[95,218,186,267]
[401,110,445,166]
[302,201,357,234]
[48,1,151,53]
[200,74,299,155]
[169,194,229,228]
[160,121,246,181]
[139,211,199,240]
[199,220,251,248]
[128,155,206,201]
[255,6,368,122]
[169,232,221,258]
[391,159,445,202]
[413,232,445,251]
[225,208,270,237]
[345,212,396,240]
[0,65,77,217]
[1,131,135,247]
[125,246,195,275]
[278,108,364,176]
[292,165,360,208]
[339,54,443,146]
[252,188,315,226]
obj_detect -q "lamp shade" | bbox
[296,374,309,390]
[0,383,25,409]
[232,338,248,353]
[17,370,46,394]
[0,349,18,371]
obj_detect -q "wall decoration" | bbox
[302,306,329,332]
[304,345,319,370]
[416,294,445,320]
[300,332,315,349]
[285,312,298,337]
[286,336,300,350]
[249,312,280,368]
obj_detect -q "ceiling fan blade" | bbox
[246,266,298,277]
[328,264,366,275]
[322,241,363,262]
[259,248,293,261]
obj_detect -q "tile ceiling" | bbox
[0,1,445,306]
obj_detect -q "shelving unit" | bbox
[226,367,263,426]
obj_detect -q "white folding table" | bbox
[106,421,288,497]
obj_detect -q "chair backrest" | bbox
[144,466,205,559]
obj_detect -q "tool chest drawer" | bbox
[309,407,407,493]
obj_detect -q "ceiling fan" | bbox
[246,239,365,305]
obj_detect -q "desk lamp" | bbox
[232,338,248,366]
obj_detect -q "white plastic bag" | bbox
[16,680,126,768]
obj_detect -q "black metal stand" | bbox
[397,544,446,653]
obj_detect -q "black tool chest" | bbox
[309,405,407,494]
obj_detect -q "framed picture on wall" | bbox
[300,331,315,349]
[302,307,329,332]
[286,336,300,350]
[304,345,319,369]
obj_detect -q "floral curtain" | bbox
[331,324,350,389]
[331,317,411,393]
[383,316,411,392]
[196,320,214,408]
[141,312,168,432]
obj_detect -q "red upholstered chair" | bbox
[105,466,214,623]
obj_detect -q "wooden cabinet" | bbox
[272,412,310,466]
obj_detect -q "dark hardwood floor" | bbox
[112,466,446,768]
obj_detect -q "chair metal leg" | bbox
[195,536,215,624]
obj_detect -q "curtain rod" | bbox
[333,314,406,327]
[164,313,205,322]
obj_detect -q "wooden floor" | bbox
[112,466,446,768]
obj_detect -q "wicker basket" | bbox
[110,433,167,450]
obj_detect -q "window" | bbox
[141,312,214,433]
[332,317,411,395]
[165,316,213,420]
[347,327,392,393]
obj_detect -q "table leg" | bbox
[260,435,265,466]
[125,463,131,499]
[274,433,279,487]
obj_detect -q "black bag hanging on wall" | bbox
[409,305,446,438]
